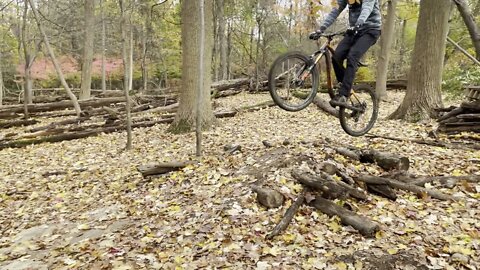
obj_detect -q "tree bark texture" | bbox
[310,197,380,237]
[170,0,214,133]
[21,2,33,106]
[28,0,82,116]
[452,0,480,60]
[120,0,132,149]
[80,0,95,100]
[389,0,449,121]
[101,0,107,93]
[217,0,228,80]
[375,0,397,99]
[0,52,3,106]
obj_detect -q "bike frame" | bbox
[308,33,364,112]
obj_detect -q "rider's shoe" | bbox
[329,94,348,107]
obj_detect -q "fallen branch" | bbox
[266,189,306,240]
[310,196,380,237]
[0,119,39,129]
[355,175,458,201]
[366,134,480,150]
[137,161,195,177]
[411,175,480,187]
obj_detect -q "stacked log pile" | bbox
[437,86,480,134]
[236,144,473,239]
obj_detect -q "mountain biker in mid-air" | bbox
[309,0,382,108]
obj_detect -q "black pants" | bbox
[332,29,381,97]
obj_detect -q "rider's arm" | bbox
[319,0,347,31]
[356,0,376,26]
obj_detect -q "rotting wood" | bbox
[137,161,195,177]
[334,147,409,171]
[292,170,348,200]
[355,175,458,201]
[266,189,306,240]
[310,196,380,237]
[0,119,39,129]
[366,134,480,150]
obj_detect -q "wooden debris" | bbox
[137,161,195,177]
[310,196,380,237]
[335,147,410,171]
[251,186,285,209]
[266,189,306,240]
[355,175,458,201]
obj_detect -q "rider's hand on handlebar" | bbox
[308,28,325,40]
[346,24,362,36]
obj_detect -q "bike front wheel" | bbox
[268,52,319,112]
[339,84,379,137]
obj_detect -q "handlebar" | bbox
[320,31,346,40]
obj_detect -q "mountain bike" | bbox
[268,31,378,137]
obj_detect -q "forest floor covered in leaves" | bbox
[0,91,479,270]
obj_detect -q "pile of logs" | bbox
[437,86,480,134]
[245,145,476,238]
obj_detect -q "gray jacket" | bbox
[320,0,382,31]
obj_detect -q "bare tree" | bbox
[120,0,132,149]
[0,52,3,106]
[101,0,107,93]
[28,0,82,116]
[196,0,206,156]
[169,0,214,133]
[452,0,480,60]
[21,2,34,106]
[375,0,398,99]
[80,0,95,100]
[217,0,228,80]
[389,0,450,121]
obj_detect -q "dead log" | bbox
[292,170,367,201]
[137,161,195,177]
[312,97,339,118]
[0,104,255,149]
[411,175,480,188]
[366,134,480,150]
[437,106,465,122]
[0,97,127,118]
[292,171,347,200]
[355,175,458,201]
[360,150,410,171]
[310,196,380,237]
[335,147,409,171]
[211,78,251,91]
[266,189,306,240]
[251,186,285,208]
[367,184,397,200]
[0,118,174,150]
[0,119,39,129]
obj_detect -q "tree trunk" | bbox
[28,0,82,116]
[120,0,132,149]
[101,0,107,93]
[80,0,95,100]
[217,0,228,80]
[452,0,480,60]
[128,26,134,92]
[375,0,398,99]
[0,52,3,106]
[389,0,449,121]
[140,0,151,93]
[21,2,33,107]
[169,0,214,133]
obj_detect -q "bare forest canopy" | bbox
[0,0,479,97]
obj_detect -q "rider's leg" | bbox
[332,35,354,84]
[338,30,381,97]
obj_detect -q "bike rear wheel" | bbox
[268,52,319,112]
[339,84,378,137]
